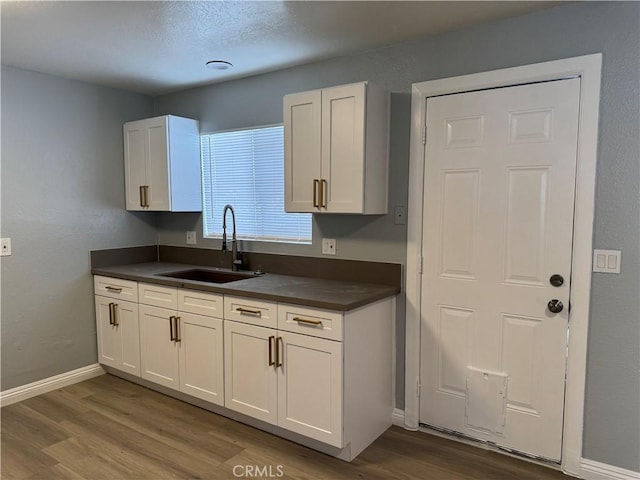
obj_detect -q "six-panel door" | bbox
[419,78,580,461]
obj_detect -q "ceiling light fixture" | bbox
[206,60,233,70]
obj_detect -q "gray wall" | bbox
[154,2,639,471]
[0,66,156,390]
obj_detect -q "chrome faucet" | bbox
[222,204,242,271]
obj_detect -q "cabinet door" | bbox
[277,331,343,447]
[139,304,179,389]
[178,313,224,406]
[95,296,120,369]
[144,117,171,211]
[284,90,322,212]
[321,83,366,213]
[95,296,140,376]
[224,321,277,424]
[124,122,148,210]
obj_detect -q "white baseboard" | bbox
[392,408,405,427]
[580,459,640,480]
[1,363,105,407]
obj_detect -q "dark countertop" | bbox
[92,262,400,311]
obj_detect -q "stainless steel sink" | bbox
[158,269,256,284]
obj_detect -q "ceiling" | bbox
[1,1,564,96]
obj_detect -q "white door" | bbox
[419,78,580,461]
[321,83,365,213]
[139,304,179,389]
[224,321,278,424]
[178,313,224,406]
[277,331,343,447]
[284,90,322,212]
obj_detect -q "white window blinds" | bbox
[201,125,312,243]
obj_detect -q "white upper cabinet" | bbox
[284,82,389,214]
[124,115,202,212]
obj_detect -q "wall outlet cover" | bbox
[186,231,197,245]
[322,238,336,255]
[394,206,407,225]
[1,238,11,256]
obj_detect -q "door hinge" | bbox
[416,380,421,398]
[422,124,427,145]
[418,255,423,275]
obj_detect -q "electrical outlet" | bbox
[1,238,11,256]
[394,206,407,225]
[322,238,336,255]
[186,231,197,245]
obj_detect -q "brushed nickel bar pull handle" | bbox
[236,307,262,317]
[112,303,119,326]
[321,179,327,208]
[108,303,114,325]
[105,286,123,293]
[268,335,275,366]
[169,316,175,341]
[293,317,323,326]
[276,336,284,368]
[143,185,150,207]
[139,185,145,207]
[174,316,181,342]
[313,179,320,208]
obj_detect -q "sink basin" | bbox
[158,269,256,284]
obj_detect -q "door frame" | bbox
[404,54,602,476]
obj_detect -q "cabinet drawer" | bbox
[178,289,224,318]
[139,283,178,309]
[224,296,277,329]
[278,303,343,341]
[94,275,138,302]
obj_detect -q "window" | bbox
[200,125,312,243]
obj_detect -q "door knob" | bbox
[547,299,564,313]
[549,274,564,287]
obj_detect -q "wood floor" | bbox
[1,374,569,480]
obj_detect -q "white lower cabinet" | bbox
[224,320,343,447]
[94,276,141,376]
[95,281,225,406]
[95,296,140,376]
[138,304,225,405]
[95,276,393,461]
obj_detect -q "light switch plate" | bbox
[593,249,621,273]
[186,231,197,245]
